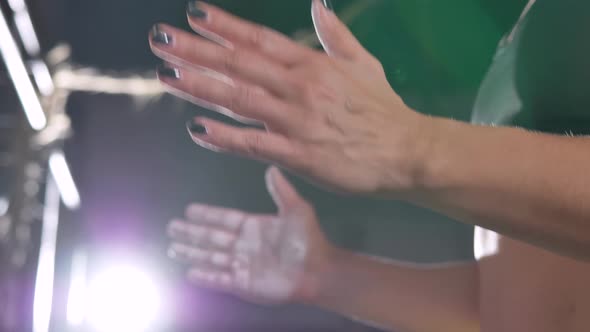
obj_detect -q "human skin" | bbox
[167,167,590,332]
[149,0,590,260]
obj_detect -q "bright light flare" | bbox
[86,265,161,332]
[66,250,88,327]
[0,9,46,130]
[48,151,80,209]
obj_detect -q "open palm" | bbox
[167,167,331,304]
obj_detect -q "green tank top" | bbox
[471,0,590,134]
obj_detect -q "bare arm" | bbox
[167,167,480,332]
[153,0,588,259]
[309,249,480,332]
[411,118,590,260]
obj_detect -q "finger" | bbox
[168,243,233,269]
[265,166,308,214]
[187,268,234,291]
[311,0,374,63]
[157,65,292,128]
[186,117,309,171]
[168,220,236,250]
[158,74,261,125]
[150,24,291,97]
[185,203,269,232]
[159,63,263,125]
[186,1,314,65]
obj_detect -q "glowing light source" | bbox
[86,265,161,332]
[66,249,88,327]
[48,151,80,209]
[0,9,46,130]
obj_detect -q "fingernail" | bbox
[187,1,207,19]
[186,120,207,135]
[322,0,334,11]
[152,24,172,45]
[157,65,180,79]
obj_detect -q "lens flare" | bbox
[86,265,160,332]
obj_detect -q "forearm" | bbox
[305,248,480,332]
[413,117,590,260]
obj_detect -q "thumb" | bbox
[311,0,371,61]
[265,166,308,215]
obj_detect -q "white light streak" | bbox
[30,60,55,96]
[49,151,80,209]
[0,197,9,215]
[14,11,41,55]
[32,175,60,332]
[0,10,46,130]
[7,0,27,11]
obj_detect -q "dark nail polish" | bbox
[157,66,180,79]
[152,25,172,45]
[187,1,207,19]
[322,0,334,10]
[187,121,207,134]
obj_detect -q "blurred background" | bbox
[0,0,527,331]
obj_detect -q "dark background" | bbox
[4,0,528,331]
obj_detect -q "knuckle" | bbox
[369,57,385,74]
[250,26,271,48]
[242,133,266,157]
[221,51,242,74]
[229,86,254,113]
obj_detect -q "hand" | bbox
[166,167,335,304]
[150,0,430,195]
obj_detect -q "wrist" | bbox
[295,245,349,305]
[405,115,477,194]
[376,112,446,196]
[409,115,451,191]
